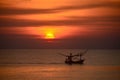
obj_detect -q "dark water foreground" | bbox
[0,49,120,80]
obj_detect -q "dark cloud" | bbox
[0,34,120,49]
[55,1,120,11]
[0,1,120,15]
[0,16,120,27]
[0,7,58,15]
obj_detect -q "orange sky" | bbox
[0,0,120,48]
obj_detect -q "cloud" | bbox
[55,1,120,11]
[0,16,120,27]
[0,33,120,49]
[0,7,58,15]
[0,1,120,16]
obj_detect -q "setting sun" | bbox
[45,32,55,39]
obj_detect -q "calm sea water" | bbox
[0,49,120,80]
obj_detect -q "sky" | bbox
[0,0,120,49]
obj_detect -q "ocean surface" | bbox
[0,49,120,80]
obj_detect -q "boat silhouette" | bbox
[59,49,88,65]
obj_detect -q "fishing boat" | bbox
[59,49,88,65]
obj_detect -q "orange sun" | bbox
[45,32,55,39]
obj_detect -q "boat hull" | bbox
[65,59,84,64]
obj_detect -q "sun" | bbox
[45,32,55,39]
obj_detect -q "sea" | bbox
[0,49,120,80]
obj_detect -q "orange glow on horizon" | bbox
[28,26,82,39]
[0,26,94,40]
[0,26,109,40]
[9,26,84,39]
